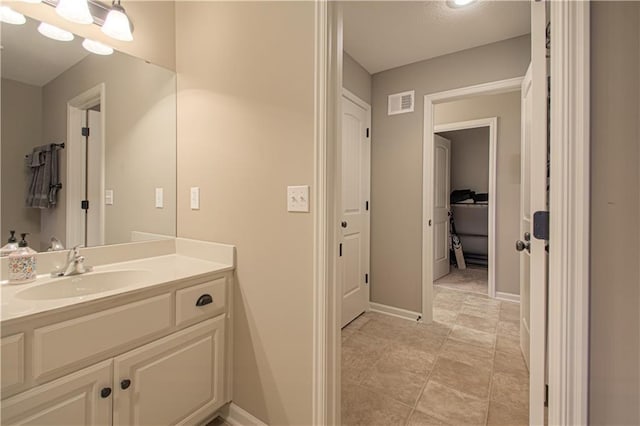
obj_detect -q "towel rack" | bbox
[24,143,65,158]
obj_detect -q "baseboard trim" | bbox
[369,302,421,322]
[495,292,520,304]
[220,403,267,426]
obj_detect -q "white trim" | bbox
[495,292,521,304]
[221,403,267,426]
[369,302,421,322]
[548,2,590,425]
[422,77,522,323]
[342,88,370,112]
[434,117,498,299]
[65,83,106,248]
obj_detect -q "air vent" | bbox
[388,90,415,115]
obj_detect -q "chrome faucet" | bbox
[52,246,93,277]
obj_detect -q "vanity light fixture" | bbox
[0,6,26,25]
[82,38,113,55]
[56,0,93,25]
[21,0,43,4]
[38,22,74,41]
[101,0,133,41]
[447,0,478,8]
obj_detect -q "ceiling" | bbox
[1,16,89,87]
[343,0,531,74]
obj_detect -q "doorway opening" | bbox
[433,118,497,299]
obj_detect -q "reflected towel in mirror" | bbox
[26,143,61,208]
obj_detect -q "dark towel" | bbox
[26,144,61,208]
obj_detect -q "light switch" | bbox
[287,185,310,212]
[190,187,200,210]
[105,189,114,205]
[155,188,163,208]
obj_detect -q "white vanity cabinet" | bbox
[1,272,232,426]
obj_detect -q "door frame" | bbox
[422,77,522,322]
[313,3,590,426]
[433,117,498,299]
[340,87,372,324]
[66,83,106,248]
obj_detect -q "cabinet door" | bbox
[1,360,112,426]
[114,316,225,426]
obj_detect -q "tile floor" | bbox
[434,266,489,295]
[341,286,529,425]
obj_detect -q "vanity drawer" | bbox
[176,278,226,327]
[33,294,172,380]
[1,334,25,393]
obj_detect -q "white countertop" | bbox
[1,241,235,323]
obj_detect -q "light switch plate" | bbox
[190,187,200,210]
[105,189,114,205]
[287,185,310,212]
[155,188,163,208]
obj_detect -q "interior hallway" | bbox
[341,287,528,425]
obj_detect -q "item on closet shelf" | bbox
[450,189,476,204]
[8,233,37,284]
[473,192,489,203]
[1,230,19,257]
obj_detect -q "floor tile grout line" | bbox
[483,300,502,425]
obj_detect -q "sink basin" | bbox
[16,270,152,300]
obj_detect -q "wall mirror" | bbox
[1,14,176,252]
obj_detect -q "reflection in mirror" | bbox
[1,15,176,252]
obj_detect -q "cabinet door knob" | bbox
[196,294,213,307]
[100,387,112,398]
[341,221,348,228]
[120,379,131,390]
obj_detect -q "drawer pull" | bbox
[120,379,131,390]
[196,294,213,307]
[100,387,112,398]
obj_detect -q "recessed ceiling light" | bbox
[447,0,478,9]
[82,38,113,55]
[0,6,26,25]
[38,22,75,42]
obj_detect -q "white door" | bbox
[86,109,104,246]
[113,318,225,425]
[1,360,112,425]
[340,93,371,328]
[433,135,451,280]
[519,1,549,423]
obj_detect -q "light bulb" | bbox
[0,6,26,25]
[101,3,133,42]
[38,22,75,42]
[21,0,43,4]
[454,0,476,5]
[82,38,113,55]
[56,0,93,25]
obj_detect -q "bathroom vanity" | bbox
[0,239,234,425]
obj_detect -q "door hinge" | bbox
[81,200,89,210]
[533,211,550,240]
[365,273,369,284]
[339,243,343,257]
[81,127,90,137]
[365,201,369,211]
[366,128,370,138]
[544,384,549,407]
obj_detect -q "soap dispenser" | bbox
[0,230,19,257]
[8,233,37,284]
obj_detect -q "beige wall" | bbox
[343,52,372,105]
[1,78,42,247]
[40,53,176,249]
[435,91,522,295]
[8,1,176,70]
[370,35,530,312]
[438,127,490,194]
[589,2,640,424]
[175,2,315,424]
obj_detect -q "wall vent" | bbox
[388,90,415,115]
